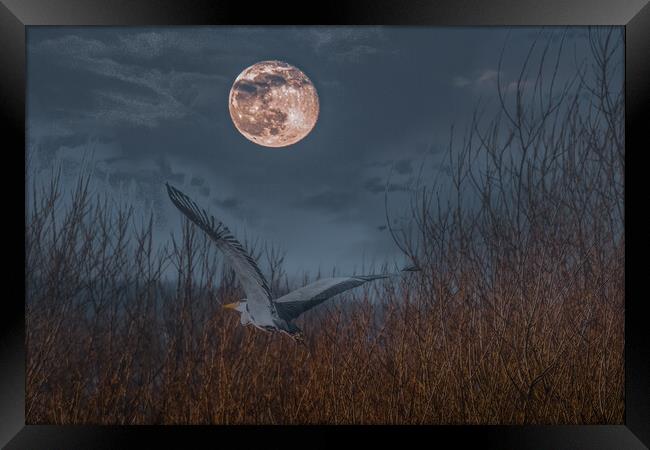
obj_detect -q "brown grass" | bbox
[25,28,624,424]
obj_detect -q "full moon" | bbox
[228,61,319,148]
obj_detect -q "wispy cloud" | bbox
[331,44,380,63]
[504,79,536,93]
[213,196,241,211]
[393,159,413,175]
[453,68,537,94]
[452,76,471,87]
[30,32,230,128]
[363,176,411,195]
[477,69,499,83]
[299,27,391,63]
[452,69,500,90]
[293,189,356,214]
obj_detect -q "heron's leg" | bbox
[287,325,308,349]
[294,331,311,355]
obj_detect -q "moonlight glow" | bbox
[228,61,320,148]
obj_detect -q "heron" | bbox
[166,183,418,342]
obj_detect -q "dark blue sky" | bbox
[26,26,607,276]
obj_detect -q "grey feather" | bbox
[275,274,388,320]
[166,183,277,316]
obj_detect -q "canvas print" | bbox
[26,26,624,424]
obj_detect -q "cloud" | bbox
[366,159,413,174]
[213,196,241,210]
[452,76,471,87]
[363,176,411,195]
[293,189,355,214]
[393,159,413,175]
[453,69,538,95]
[33,34,109,58]
[32,30,256,64]
[363,177,385,194]
[505,79,536,93]
[157,157,185,184]
[452,69,500,90]
[300,27,390,63]
[302,28,385,50]
[525,28,589,43]
[331,44,380,63]
[29,32,230,129]
[90,90,187,128]
[477,69,499,83]
[118,32,168,60]
[189,176,211,196]
[190,176,206,187]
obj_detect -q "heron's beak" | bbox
[223,302,238,310]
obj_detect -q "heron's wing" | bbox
[166,183,275,312]
[274,275,386,320]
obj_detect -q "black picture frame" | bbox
[1,1,647,448]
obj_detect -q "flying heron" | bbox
[166,183,418,342]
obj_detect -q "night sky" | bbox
[26,26,603,276]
